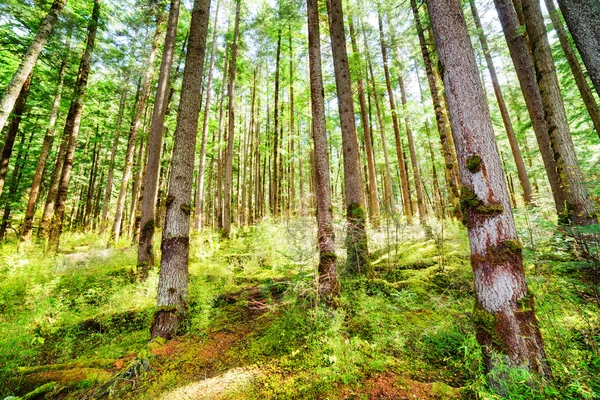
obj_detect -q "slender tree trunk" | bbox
[557,0,600,96]
[193,0,220,231]
[427,0,549,382]
[151,0,211,340]
[0,74,32,200]
[411,0,461,217]
[349,18,380,225]
[469,0,534,205]
[522,0,597,225]
[222,0,241,238]
[272,30,282,216]
[289,27,296,215]
[83,133,101,228]
[493,0,565,216]
[326,0,369,274]
[0,0,67,132]
[307,0,339,301]
[137,0,180,277]
[544,0,600,137]
[100,77,130,233]
[47,0,101,251]
[378,12,412,222]
[129,136,145,240]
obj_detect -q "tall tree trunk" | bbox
[0,0,67,132]
[307,0,339,301]
[544,0,600,137]
[113,17,163,245]
[83,133,101,228]
[137,0,180,278]
[427,0,550,382]
[397,73,427,224]
[493,0,565,216]
[349,18,380,225]
[522,0,597,225]
[289,27,296,215]
[100,77,130,233]
[222,0,241,238]
[378,12,412,222]
[0,74,32,199]
[326,0,369,274]
[151,0,211,340]
[193,0,220,231]
[557,0,600,96]
[47,0,101,251]
[411,0,461,217]
[469,0,534,205]
[272,30,282,216]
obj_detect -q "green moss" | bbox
[466,154,482,173]
[320,251,337,261]
[142,219,154,232]
[459,186,504,226]
[504,239,523,253]
[180,204,192,215]
[347,203,366,221]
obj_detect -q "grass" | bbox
[0,214,598,399]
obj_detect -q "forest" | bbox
[0,0,599,397]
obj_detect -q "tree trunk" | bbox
[557,0,600,97]
[272,30,282,216]
[378,12,412,223]
[151,0,211,340]
[522,0,597,225]
[0,73,32,200]
[411,0,461,217]
[326,0,369,274]
[307,0,339,301]
[493,0,565,216]
[544,0,600,137]
[469,0,534,205]
[47,0,101,251]
[427,0,550,382]
[0,0,67,132]
[137,0,180,278]
[222,0,241,238]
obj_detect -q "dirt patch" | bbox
[342,373,460,399]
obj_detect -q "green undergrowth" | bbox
[0,216,598,399]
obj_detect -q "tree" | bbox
[326,0,369,274]
[47,0,101,251]
[137,0,181,278]
[557,0,600,96]
[0,0,67,132]
[426,0,550,381]
[521,0,597,226]
[307,0,339,301]
[151,0,211,340]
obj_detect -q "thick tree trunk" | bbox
[544,0,600,137]
[193,0,220,231]
[0,0,67,132]
[411,0,461,217]
[378,13,412,223]
[307,0,339,301]
[427,0,550,382]
[0,74,32,200]
[326,0,369,274]
[151,0,211,340]
[493,0,565,216]
[112,18,163,245]
[47,0,101,251]
[557,0,600,96]
[522,0,597,225]
[222,0,241,238]
[349,18,380,225]
[137,0,180,278]
[469,0,534,205]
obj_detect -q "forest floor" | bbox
[0,212,599,399]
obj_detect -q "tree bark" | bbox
[469,0,534,205]
[0,0,67,132]
[557,0,600,97]
[222,0,241,238]
[137,0,180,278]
[326,0,369,274]
[522,0,597,225]
[544,0,600,138]
[427,0,549,382]
[47,0,101,251]
[272,30,282,216]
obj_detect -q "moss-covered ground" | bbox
[0,213,598,399]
